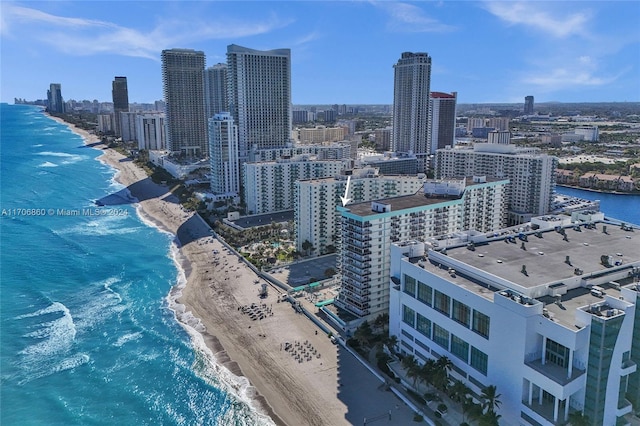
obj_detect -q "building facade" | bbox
[429,92,457,154]
[295,170,426,256]
[334,177,508,321]
[392,52,432,172]
[204,63,228,119]
[295,126,346,144]
[435,143,558,224]
[227,44,292,162]
[525,95,535,115]
[112,76,129,137]
[243,157,348,215]
[389,216,640,426]
[161,49,208,158]
[47,83,64,113]
[209,112,240,201]
[136,113,166,151]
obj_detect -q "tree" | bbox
[373,313,389,332]
[567,411,590,426]
[384,334,398,354]
[324,267,336,278]
[401,355,421,387]
[353,321,373,348]
[478,410,501,426]
[431,356,452,391]
[449,379,471,403]
[480,385,502,414]
[301,239,314,256]
[419,359,436,388]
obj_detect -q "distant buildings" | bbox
[112,77,129,137]
[227,44,292,163]
[487,130,511,145]
[161,48,208,158]
[524,95,535,115]
[334,177,508,321]
[389,216,640,426]
[204,63,228,119]
[374,127,393,152]
[294,126,345,144]
[209,112,240,201]
[47,83,64,113]
[429,92,457,154]
[393,52,432,172]
[357,152,418,175]
[295,169,426,255]
[435,144,558,224]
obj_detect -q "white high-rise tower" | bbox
[204,63,228,119]
[209,112,239,201]
[226,44,292,163]
[392,52,432,172]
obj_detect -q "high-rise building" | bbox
[161,49,208,158]
[487,130,511,145]
[136,113,166,151]
[227,44,292,162]
[487,117,510,132]
[389,215,640,426]
[435,143,558,224]
[112,77,129,137]
[334,177,508,321]
[392,52,432,172]
[47,83,64,113]
[429,92,457,154]
[204,64,228,119]
[524,95,535,115]
[209,112,239,201]
[466,117,486,134]
[374,127,393,152]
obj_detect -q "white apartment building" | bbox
[389,216,640,426]
[136,113,165,151]
[204,63,228,119]
[295,169,426,256]
[294,126,346,144]
[435,143,558,224]
[333,177,508,322]
[467,117,486,133]
[487,130,511,145]
[248,143,352,162]
[243,156,348,215]
[209,112,239,201]
[97,114,114,134]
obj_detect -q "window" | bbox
[434,290,451,316]
[402,305,415,327]
[452,300,471,327]
[546,338,569,369]
[417,281,432,306]
[472,310,490,339]
[404,275,416,297]
[470,346,488,375]
[416,313,431,339]
[433,323,449,350]
[451,334,469,363]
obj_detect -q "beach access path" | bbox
[53,117,418,426]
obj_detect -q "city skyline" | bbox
[2,1,639,105]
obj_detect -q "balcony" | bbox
[617,398,632,417]
[620,359,637,376]
[525,359,585,386]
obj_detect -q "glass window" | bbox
[433,323,449,350]
[451,334,469,363]
[416,313,431,339]
[402,304,415,327]
[434,290,451,316]
[452,300,471,327]
[404,275,416,297]
[417,281,432,306]
[546,338,569,369]
[472,310,490,339]
[470,346,488,375]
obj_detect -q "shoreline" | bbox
[46,112,356,426]
[556,184,640,196]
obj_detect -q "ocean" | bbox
[0,104,272,426]
[555,185,640,225]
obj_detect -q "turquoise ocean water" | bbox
[0,104,272,425]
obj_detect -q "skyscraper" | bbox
[524,95,534,115]
[226,44,292,162]
[209,112,239,201]
[161,49,208,158]
[204,63,228,119]
[429,91,457,154]
[392,52,432,172]
[47,83,64,113]
[112,77,129,137]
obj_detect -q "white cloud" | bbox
[375,2,456,33]
[483,1,591,38]
[522,65,628,93]
[1,5,290,60]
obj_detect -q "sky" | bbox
[1,1,639,105]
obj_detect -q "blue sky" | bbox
[1,1,639,105]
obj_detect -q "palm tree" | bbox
[418,359,436,389]
[449,379,471,403]
[478,410,501,426]
[431,356,452,391]
[401,355,420,387]
[353,321,373,348]
[480,385,502,414]
[385,334,398,354]
[567,411,590,426]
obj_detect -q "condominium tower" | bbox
[227,44,292,162]
[334,177,508,322]
[429,92,457,154]
[525,95,535,115]
[161,49,208,158]
[209,112,239,201]
[392,52,432,171]
[204,63,228,119]
[47,83,64,113]
[112,76,129,137]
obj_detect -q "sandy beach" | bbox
[50,115,418,426]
